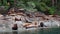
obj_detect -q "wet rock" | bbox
[12,24,18,30]
[44,20,60,27]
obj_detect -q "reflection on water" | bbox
[13,31,18,34]
[0,28,60,34]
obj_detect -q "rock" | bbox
[44,20,60,27]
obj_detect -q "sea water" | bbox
[0,27,60,34]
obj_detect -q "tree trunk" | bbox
[14,0,17,7]
[52,0,55,7]
[55,0,57,6]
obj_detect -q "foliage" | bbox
[0,0,58,15]
[16,1,37,12]
[16,0,56,15]
[49,7,56,15]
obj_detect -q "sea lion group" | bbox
[0,8,60,30]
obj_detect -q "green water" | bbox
[0,28,60,34]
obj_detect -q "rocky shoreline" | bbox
[0,8,60,31]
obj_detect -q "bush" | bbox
[49,7,56,15]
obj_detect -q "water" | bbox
[0,27,60,34]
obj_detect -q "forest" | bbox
[0,0,60,15]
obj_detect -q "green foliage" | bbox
[27,2,36,8]
[16,1,37,12]
[49,7,56,15]
[35,2,49,11]
[16,1,25,8]
[41,0,50,3]
[0,0,57,15]
[25,1,37,12]
[4,6,9,10]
